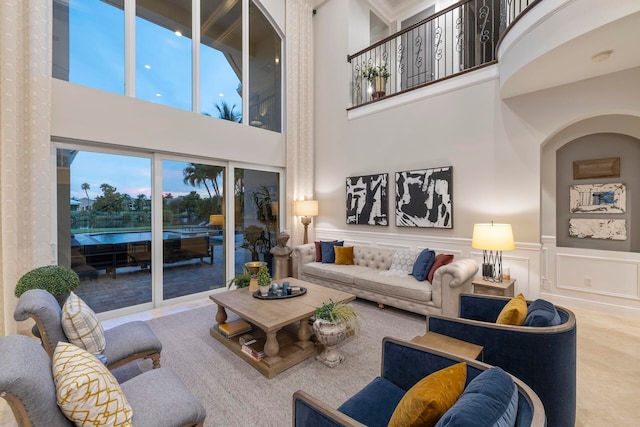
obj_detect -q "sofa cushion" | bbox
[354,271,433,303]
[411,249,436,281]
[338,376,406,427]
[524,299,561,327]
[302,263,371,286]
[428,254,454,282]
[496,293,527,325]
[388,362,466,427]
[335,246,355,265]
[52,342,132,426]
[315,240,336,262]
[436,367,518,427]
[321,241,343,263]
[61,291,106,355]
[383,249,420,276]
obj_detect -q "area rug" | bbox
[121,299,426,427]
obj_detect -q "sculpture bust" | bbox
[270,230,292,257]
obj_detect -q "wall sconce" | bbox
[294,200,318,244]
[471,222,514,282]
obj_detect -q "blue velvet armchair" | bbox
[293,337,546,427]
[426,293,576,427]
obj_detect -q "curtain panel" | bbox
[286,0,315,247]
[0,0,52,336]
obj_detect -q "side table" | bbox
[472,277,516,297]
[411,332,483,361]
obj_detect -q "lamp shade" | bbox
[209,215,224,226]
[471,223,515,251]
[294,200,318,217]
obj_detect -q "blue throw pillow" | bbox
[524,299,561,327]
[411,249,436,281]
[320,240,343,263]
[436,367,518,427]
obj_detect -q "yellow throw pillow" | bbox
[52,342,133,427]
[388,362,466,427]
[496,293,528,325]
[334,246,355,265]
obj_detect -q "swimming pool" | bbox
[73,231,185,246]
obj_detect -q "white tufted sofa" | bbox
[292,244,478,316]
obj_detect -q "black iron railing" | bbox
[348,0,538,109]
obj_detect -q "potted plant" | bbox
[313,300,361,367]
[227,267,252,289]
[15,265,79,306]
[257,265,271,296]
[361,62,391,100]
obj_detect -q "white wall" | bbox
[52,80,286,168]
[313,0,640,313]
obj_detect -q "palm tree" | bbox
[81,183,90,200]
[214,101,241,123]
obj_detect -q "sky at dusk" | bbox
[66,0,239,200]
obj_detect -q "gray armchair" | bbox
[14,289,162,371]
[0,335,205,427]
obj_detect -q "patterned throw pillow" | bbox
[61,291,106,355]
[381,249,420,276]
[52,342,132,426]
[388,362,467,427]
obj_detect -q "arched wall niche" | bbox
[541,114,640,247]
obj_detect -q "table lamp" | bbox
[471,222,514,282]
[294,200,318,244]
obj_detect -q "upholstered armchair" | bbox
[14,289,162,371]
[426,293,576,427]
[293,337,545,427]
[0,335,205,427]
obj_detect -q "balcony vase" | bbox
[313,318,347,368]
[371,76,386,100]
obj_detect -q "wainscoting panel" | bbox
[557,254,640,300]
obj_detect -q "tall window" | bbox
[136,0,193,111]
[248,1,282,132]
[234,168,279,275]
[200,0,243,121]
[53,0,125,94]
[52,0,283,133]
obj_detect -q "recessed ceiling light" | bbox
[219,93,224,97]
[592,50,613,63]
[155,93,162,97]
[175,30,182,37]
[144,64,151,69]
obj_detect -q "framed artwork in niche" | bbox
[569,218,626,240]
[346,173,388,226]
[569,183,626,214]
[573,157,620,179]
[395,166,453,228]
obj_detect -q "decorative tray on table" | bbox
[252,285,307,300]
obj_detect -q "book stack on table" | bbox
[240,336,265,361]
[217,319,252,338]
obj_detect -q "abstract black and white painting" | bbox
[569,183,626,214]
[346,174,388,225]
[395,166,453,228]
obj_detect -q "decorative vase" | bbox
[371,76,386,100]
[259,284,270,296]
[313,318,348,368]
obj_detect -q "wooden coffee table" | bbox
[209,277,355,378]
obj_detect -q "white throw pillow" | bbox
[52,342,132,426]
[381,249,419,276]
[61,291,106,355]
